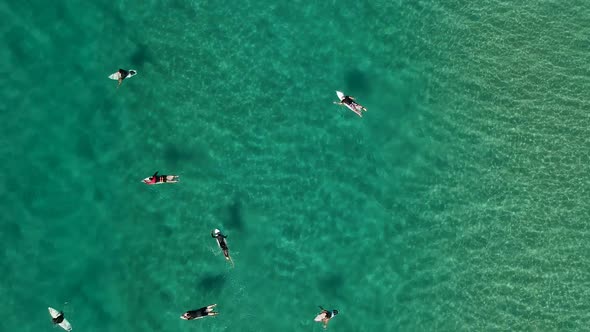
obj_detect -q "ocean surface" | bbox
[2,1,590,331]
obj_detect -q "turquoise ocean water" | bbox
[2,1,590,331]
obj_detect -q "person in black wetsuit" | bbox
[118,69,129,79]
[316,306,339,329]
[116,69,136,86]
[211,229,231,261]
[341,95,366,111]
[341,95,355,106]
[52,311,65,324]
[143,171,180,185]
[334,93,367,116]
[180,304,218,320]
[143,171,163,184]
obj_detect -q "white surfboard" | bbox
[314,313,325,322]
[108,69,137,80]
[48,307,72,331]
[336,91,345,101]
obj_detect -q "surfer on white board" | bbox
[48,307,72,331]
[52,311,66,325]
[211,229,232,263]
[142,171,179,185]
[180,304,219,320]
[112,68,136,86]
[314,306,339,329]
[334,91,367,117]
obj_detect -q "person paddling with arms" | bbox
[334,91,367,117]
[211,228,234,266]
[108,68,137,87]
[314,306,339,329]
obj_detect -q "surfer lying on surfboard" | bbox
[334,91,367,117]
[314,306,339,329]
[211,229,233,265]
[48,307,72,331]
[109,68,137,86]
[142,171,179,185]
[180,304,219,320]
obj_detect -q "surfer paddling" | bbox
[52,311,65,325]
[109,68,137,87]
[211,229,233,265]
[334,91,367,117]
[181,304,219,320]
[48,307,72,331]
[142,171,179,185]
[314,306,339,329]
